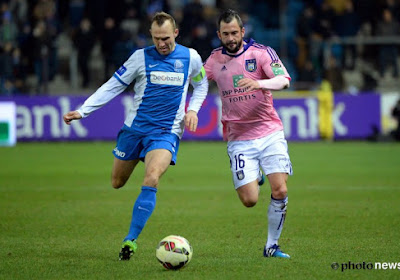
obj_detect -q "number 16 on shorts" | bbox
[230,153,246,181]
[230,153,245,170]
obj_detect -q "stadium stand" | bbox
[0,0,399,95]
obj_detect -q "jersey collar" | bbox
[222,38,255,57]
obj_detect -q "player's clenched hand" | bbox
[237,78,260,91]
[63,111,82,125]
[184,110,198,132]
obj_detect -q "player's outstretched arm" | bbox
[184,110,198,132]
[238,76,290,91]
[63,111,82,125]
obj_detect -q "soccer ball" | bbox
[155,235,193,270]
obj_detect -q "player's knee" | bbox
[272,185,287,200]
[243,200,257,208]
[241,197,258,208]
[237,185,259,207]
[111,177,126,189]
[143,172,160,187]
[242,199,257,207]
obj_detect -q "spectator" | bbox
[0,42,14,94]
[296,5,316,70]
[10,46,27,93]
[240,12,257,39]
[308,2,335,81]
[0,7,18,48]
[100,17,121,81]
[333,0,361,70]
[188,24,213,61]
[216,0,241,12]
[145,0,170,18]
[353,0,380,28]
[0,41,26,94]
[298,60,318,84]
[120,7,140,39]
[73,18,96,88]
[112,30,136,69]
[323,55,344,92]
[32,20,53,93]
[68,0,85,29]
[382,0,400,22]
[376,9,400,78]
[180,0,204,44]
[33,0,56,23]
[16,21,32,87]
[314,1,335,39]
[32,0,60,90]
[8,0,28,28]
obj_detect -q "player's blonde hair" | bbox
[151,12,177,30]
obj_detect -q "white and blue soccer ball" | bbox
[156,235,193,270]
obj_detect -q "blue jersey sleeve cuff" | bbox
[113,73,129,87]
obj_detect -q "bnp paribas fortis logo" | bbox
[232,75,243,87]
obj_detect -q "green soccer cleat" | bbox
[119,240,138,261]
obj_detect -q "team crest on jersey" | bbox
[116,65,127,76]
[245,59,257,72]
[236,170,245,180]
[174,60,184,72]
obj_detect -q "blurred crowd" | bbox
[0,0,399,95]
[296,0,400,92]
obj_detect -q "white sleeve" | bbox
[257,75,290,91]
[76,77,127,118]
[76,50,143,118]
[187,48,208,113]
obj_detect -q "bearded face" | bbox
[218,19,245,54]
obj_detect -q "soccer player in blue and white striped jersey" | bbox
[63,12,208,260]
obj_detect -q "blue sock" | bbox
[124,186,157,241]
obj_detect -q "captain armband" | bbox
[192,66,206,82]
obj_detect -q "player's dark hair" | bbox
[151,11,176,30]
[217,9,243,30]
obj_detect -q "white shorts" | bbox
[227,130,293,189]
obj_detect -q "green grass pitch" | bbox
[1,141,400,279]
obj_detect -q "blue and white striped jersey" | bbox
[77,43,208,138]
